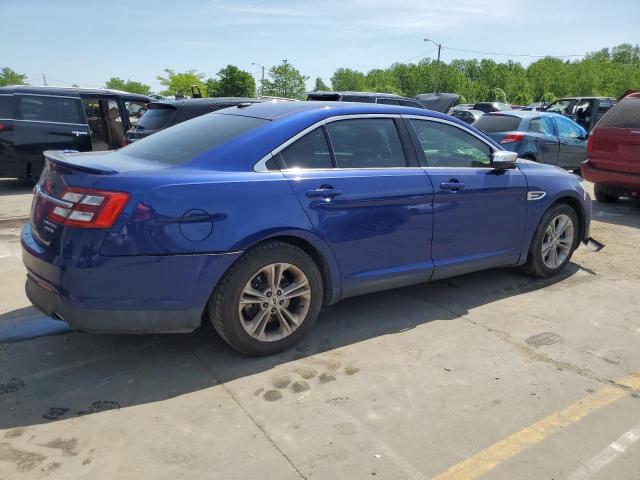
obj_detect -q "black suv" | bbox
[0,86,149,180]
[307,91,424,108]
[543,96,616,131]
[126,97,265,142]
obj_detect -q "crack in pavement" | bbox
[187,343,308,480]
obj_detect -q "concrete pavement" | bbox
[1,180,639,479]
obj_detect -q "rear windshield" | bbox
[136,105,176,130]
[473,115,521,132]
[121,113,268,164]
[597,98,640,129]
[16,95,84,124]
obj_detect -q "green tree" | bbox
[540,92,557,104]
[262,60,308,99]
[206,65,255,97]
[313,77,330,92]
[104,77,151,95]
[156,69,206,97]
[0,67,27,86]
[330,68,368,91]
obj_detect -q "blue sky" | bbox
[3,0,639,93]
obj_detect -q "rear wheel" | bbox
[523,203,579,278]
[209,241,323,356]
[594,183,619,203]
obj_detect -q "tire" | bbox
[523,203,579,278]
[594,183,618,203]
[208,241,323,356]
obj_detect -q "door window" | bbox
[0,95,12,119]
[400,100,423,108]
[279,127,333,169]
[326,118,406,168]
[125,100,148,124]
[378,98,400,105]
[529,117,554,135]
[16,95,84,124]
[410,119,492,168]
[553,116,584,139]
[546,99,574,115]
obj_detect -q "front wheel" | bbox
[523,203,579,278]
[209,241,323,356]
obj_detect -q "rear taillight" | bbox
[587,134,594,153]
[500,133,525,144]
[47,187,130,228]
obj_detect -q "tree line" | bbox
[2,43,639,103]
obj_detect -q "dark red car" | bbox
[581,92,640,203]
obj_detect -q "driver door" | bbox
[406,117,527,280]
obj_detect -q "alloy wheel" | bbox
[238,263,311,342]
[541,214,574,269]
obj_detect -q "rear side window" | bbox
[326,118,406,168]
[410,119,493,168]
[473,115,521,132]
[400,100,423,108]
[378,98,400,105]
[121,113,268,164]
[280,128,333,169]
[0,95,12,118]
[137,105,176,129]
[16,95,84,124]
[528,117,554,135]
[597,98,640,129]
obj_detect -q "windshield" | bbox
[136,105,176,130]
[597,98,640,129]
[121,113,269,164]
[473,115,521,132]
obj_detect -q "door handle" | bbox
[306,186,342,198]
[439,181,465,192]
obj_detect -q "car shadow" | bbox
[0,264,582,429]
[591,197,640,229]
[0,178,33,197]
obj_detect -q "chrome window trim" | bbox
[34,184,74,209]
[254,113,500,173]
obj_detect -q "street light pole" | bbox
[424,38,442,93]
[251,62,265,96]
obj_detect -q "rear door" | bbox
[527,116,560,164]
[279,117,435,297]
[14,93,91,178]
[552,116,588,168]
[407,117,527,279]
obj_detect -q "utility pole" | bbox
[251,62,265,96]
[42,73,47,86]
[424,38,442,93]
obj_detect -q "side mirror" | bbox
[491,150,518,169]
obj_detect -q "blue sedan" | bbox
[22,102,592,355]
[473,111,588,169]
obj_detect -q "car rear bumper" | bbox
[21,224,242,334]
[581,160,640,192]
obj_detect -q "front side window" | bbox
[125,100,148,124]
[410,119,493,168]
[546,99,573,114]
[529,117,554,135]
[326,118,406,168]
[279,127,332,169]
[553,116,584,139]
[16,95,85,124]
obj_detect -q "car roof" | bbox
[483,110,564,119]
[0,85,149,101]
[554,96,616,101]
[217,100,440,121]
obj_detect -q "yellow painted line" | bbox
[433,373,640,480]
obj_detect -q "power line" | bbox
[442,46,587,59]
[404,48,438,63]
